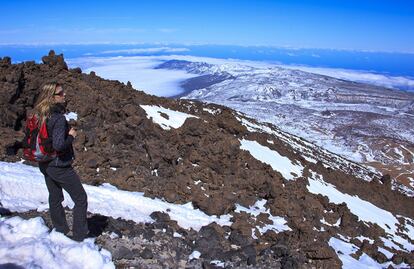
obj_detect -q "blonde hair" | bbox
[34,82,61,124]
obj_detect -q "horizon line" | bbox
[0,41,413,55]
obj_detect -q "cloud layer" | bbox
[67,54,414,97]
[280,65,414,91]
[67,56,197,97]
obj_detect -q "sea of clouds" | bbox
[67,50,414,97]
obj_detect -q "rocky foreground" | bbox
[1,51,413,268]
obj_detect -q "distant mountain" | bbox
[158,59,414,196]
[1,52,413,268]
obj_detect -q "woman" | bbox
[35,82,89,242]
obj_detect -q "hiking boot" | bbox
[70,232,96,242]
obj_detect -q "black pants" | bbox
[39,162,88,240]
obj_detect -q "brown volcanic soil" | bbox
[1,51,413,268]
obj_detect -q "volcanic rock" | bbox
[1,51,413,268]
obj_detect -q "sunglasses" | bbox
[54,90,65,97]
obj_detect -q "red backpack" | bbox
[23,114,57,162]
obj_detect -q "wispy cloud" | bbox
[57,27,147,34]
[100,47,190,54]
[157,28,178,33]
[0,26,147,37]
[0,28,24,34]
[42,16,136,23]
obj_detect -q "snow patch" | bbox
[308,171,414,252]
[378,247,393,259]
[321,217,340,227]
[140,105,198,130]
[0,216,114,269]
[235,199,291,238]
[0,162,231,231]
[329,237,409,269]
[173,232,183,238]
[239,139,303,180]
[236,116,374,181]
[202,107,221,115]
[210,260,225,267]
[64,112,78,121]
[188,250,201,260]
[355,235,374,244]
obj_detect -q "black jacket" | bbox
[47,103,75,167]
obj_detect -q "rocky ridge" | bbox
[1,51,413,268]
[157,59,414,197]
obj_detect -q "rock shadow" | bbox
[87,214,109,237]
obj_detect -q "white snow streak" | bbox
[307,171,414,253]
[235,199,291,239]
[329,237,409,269]
[239,139,303,180]
[140,105,198,130]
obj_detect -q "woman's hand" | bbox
[69,128,77,138]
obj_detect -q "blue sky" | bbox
[1,0,413,52]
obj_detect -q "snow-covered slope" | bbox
[1,156,413,269]
[158,60,414,195]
